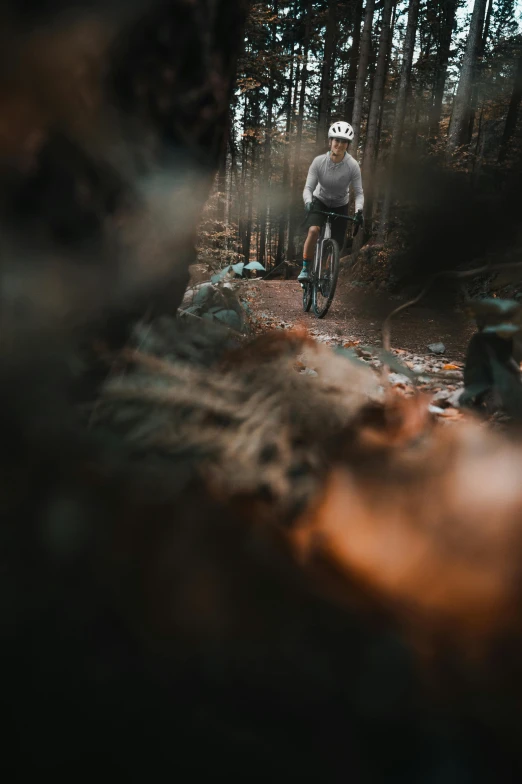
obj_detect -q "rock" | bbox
[194,282,217,306]
[412,364,425,374]
[441,370,463,379]
[389,372,412,386]
[432,389,451,404]
[428,342,446,355]
[447,389,463,408]
[182,287,195,302]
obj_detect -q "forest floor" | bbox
[241,275,478,418]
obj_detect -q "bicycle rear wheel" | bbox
[313,238,339,318]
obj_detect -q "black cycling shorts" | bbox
[304,198,349,249]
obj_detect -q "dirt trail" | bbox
[246,278,475,361]
[243,277,476,417]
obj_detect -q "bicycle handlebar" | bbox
[310,208,357,223]
[308,205,362,236]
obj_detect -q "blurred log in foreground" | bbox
[3,319,522,781]
[0,0,249,348]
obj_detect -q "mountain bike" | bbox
[302,207,359,319]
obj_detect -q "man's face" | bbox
[330,137,348,156]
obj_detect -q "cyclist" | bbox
[298,120,364,282]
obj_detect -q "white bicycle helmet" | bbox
[328,121,354,142]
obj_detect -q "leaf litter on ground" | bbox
[248,307,466,421]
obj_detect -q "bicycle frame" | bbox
[311,208,357,281]
[301,206,359,318]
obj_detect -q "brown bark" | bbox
[0,0,251,350]
[259,1,278,267]
[376,0,397,161]
[244,93,261,264]
[216,141,227,222]
[465,0,493,145]
[344,0,364,123]
[498,51,522,163]
[238,96,249,257]
[351,0,376,155]
[361,0,394,228]
[316,0,338,149]
[287,0,312,261]
[447,0,488,154]
[378,0,420,240]
[276,7,297,266]
[429,0,458,137]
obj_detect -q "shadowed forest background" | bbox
[199,0,522,289]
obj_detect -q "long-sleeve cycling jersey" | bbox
[303,152,364,211]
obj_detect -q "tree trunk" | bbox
[276,10,297,266]
[287,0,312,261]
[473,105,486,182]
[290,36,301,134]
[259,1,278,266]
[378,0,420,240]
[375,0,397,161]
[498,51,522,163]
[344,0,364,123]
[351,0,376,155]
[216,141,227,222]
[429,0,458,137]
[465,0,492,145]
[238,96,248,257]
[316,0,338,149]
[0,0,251,355]
[244,93,260,265]
[243,140,255,264]
[361,0,394,228]
[447,0,488,154]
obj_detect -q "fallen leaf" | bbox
[442,364,460,371]
[440,407,461,418]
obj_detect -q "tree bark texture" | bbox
[447,0,488,154]
[498,50,522,162]
[375,0,397,161]
[379,0,420,239]
[276,8,297,265]
[259,1,278,266]
[344,0,364,123]
[465,0,492,144]
[316,0,338,149]
[351,0,376,155]
[0,0,251,349]
[429,0,458,136]
[287,0,312,261]
[362,0,394,208]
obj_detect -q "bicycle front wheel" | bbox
[302,280,313,312]
[313,238,339,318]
